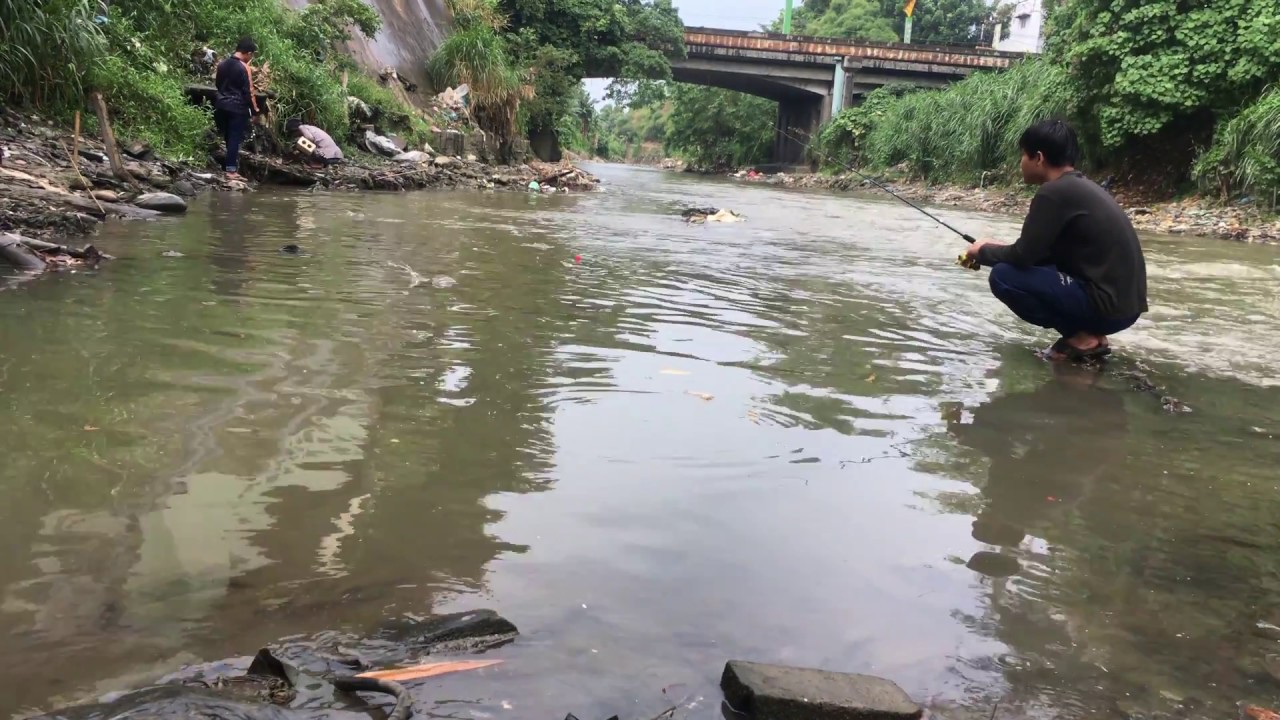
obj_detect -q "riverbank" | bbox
[726,168,1280,244]
[0,107,598,245]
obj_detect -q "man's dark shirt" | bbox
[977,171,1149,319]
[214,56,252,115]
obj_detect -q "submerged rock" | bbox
[133,192,188,213]
[720,660,922,720]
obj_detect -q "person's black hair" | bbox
[285,118,302,135]
[1018,119,1080,168]
[236,36,258,54]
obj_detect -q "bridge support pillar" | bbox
[772,95,825,166]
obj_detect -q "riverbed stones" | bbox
[171,180,197,197]
[434,155,456,167]
[132,192,187,213]
[393,150,431,163]
[90,190,120,203]
[720,661,922,720]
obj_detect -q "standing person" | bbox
[965,120,1148,362]
[213,36,260,179]
[285,118,344,169]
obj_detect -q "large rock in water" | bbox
[720,660,922,720]
[133,192,187,214]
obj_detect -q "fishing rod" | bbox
[772,126,981,271]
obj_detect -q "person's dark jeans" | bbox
[988,263,1140,338]
[213,108,250,173]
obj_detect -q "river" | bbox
[2,164,1280,719]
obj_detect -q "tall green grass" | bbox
[1193,87,1280,205]
[0,0,105,108]
[427,0,531,139]
[848,58,1073,185]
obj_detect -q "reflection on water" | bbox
[1,165,1280,719]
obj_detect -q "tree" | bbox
[876,0,991,44]
[663,84,774,170]
[1046,0,1280,149]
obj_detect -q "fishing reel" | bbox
[956,253,980,271]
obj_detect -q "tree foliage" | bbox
[663,84,774,170]
[495,0,684,139]
[1046,0,1280,149]
[766,0,990,44]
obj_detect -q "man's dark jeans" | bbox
[214,108,250,173]
[988,263,1140,338]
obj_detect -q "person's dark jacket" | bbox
[214,56,253,115]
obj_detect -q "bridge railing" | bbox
[683,26,1027,60]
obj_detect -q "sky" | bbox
[583,0,792,104]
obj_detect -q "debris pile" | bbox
[681,207,744,224]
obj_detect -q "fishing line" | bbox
[772,126,981,270]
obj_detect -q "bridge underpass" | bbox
[671,28,1025,166]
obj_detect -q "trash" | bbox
[528,181,540,192]
[393,150,432,163]
[347,96,374,121]
[685,391,714,401]
[707,209,743,223]
[363,129,401,158]
[660,369,690,375]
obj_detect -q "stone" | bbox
[78,148,107,164]
[90,190,120,203]
[434,155,455,167]
[720,661,921,720]
[123,141,155,161]
[68,175,93,190]
[171,180,197,196]
[132,192,187,214]
[466,153,478,163]
[393,151,432,163]
[147,173,172,189]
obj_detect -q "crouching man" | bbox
[286,118,344,169]
[965,120,1148,361]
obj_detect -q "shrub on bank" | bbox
[1193,87,1280,207]
[818,58,1073,186]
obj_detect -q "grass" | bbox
[0,0,105,109]
[1193,86,1280,206]
[858,58,1073,185]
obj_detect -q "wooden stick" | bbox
[355,659,502,683]
[72,111,81,172]
[62,141,104,214]
[89,91,135,185]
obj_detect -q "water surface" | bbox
[3,165,1280,719]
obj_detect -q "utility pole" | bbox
[903,0,915,43]
[782,0,793,33]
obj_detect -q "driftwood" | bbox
[8,184,162,219]
[89,91,137,185]
[0,234,48,272]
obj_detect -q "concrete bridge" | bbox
[673,27,1026,165]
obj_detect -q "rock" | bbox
[147,173,172,189]
[393,151,432,163]
[69,176,93,190]
[90,190,120,203]
[720,661,922,720]
[78,148,107,164]
[966,550,1021,577]
[466,153,478,163]
[132,192,187,214]
[171,180,196,196]
[124,161,146,176]
[123,141,155,161]
[433,155,455,167]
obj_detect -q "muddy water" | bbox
[2,165,1280,719]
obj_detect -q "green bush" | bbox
[812,84,913,170]
[860,59,1073,185]
[0,0,105,108]
[1193,87,1280,204]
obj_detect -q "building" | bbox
[1000,0,1045,53]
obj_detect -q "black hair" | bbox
[285,118,302,135]
[1018,119,1080,168]
[235,36,258,54]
